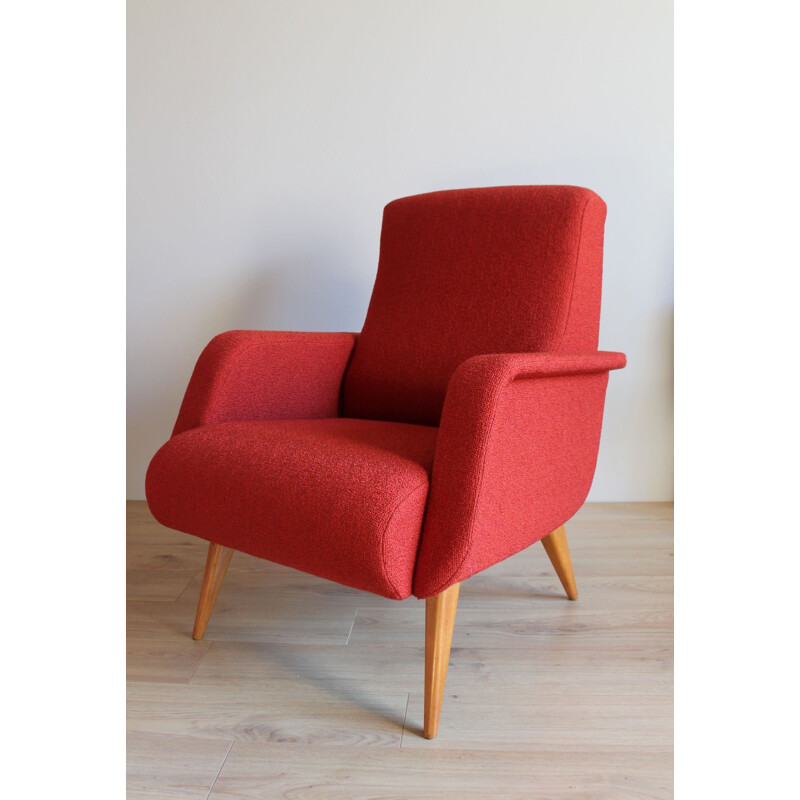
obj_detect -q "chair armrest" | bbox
[413,351,626,597]
[172,330,358,435]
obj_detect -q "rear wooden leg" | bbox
[424,582,460,739]
[541,525,578,600]
[192,543,235,640]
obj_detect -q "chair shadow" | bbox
[247,633,410,732]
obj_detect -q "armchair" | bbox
[146,186,626,738]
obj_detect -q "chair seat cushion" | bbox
[145,418,438,599]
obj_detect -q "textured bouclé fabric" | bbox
[173,330,358,435]
[412,351,625,598]
[344,186,607,426]
[147,418,437,599]
[145,187,626,602]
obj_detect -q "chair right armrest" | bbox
[414,350,626,598]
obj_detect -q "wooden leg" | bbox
[424,582,460,739]
[541,525,578,600]
[192,543,235,640]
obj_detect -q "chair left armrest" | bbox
[413,351,626,598]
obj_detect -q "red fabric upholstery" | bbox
[173,330,357,436]
[344,186,607,426]
[146,418,437,599]
[145,186,626,602]
[412,351,626,598]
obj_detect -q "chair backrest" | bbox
[343,186,607,426]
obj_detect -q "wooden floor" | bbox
[127,501,673,799]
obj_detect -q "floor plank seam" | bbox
[399,692,411,747]
[204,739,233,800]
[175,570,203,603]
[186,640,215,685]
[344,608,357,645]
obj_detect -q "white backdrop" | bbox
[127,0,673,500]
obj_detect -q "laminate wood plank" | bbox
[127,732,232,800]
[478,537,674,578]
[401,691,673,751]
[126,511,206,549]
[128,682,409,747]
[126,543,209,573]
[570,501,674,521]
[562,517,674,537]
[127,596,358,645]
[127,638,213,684]
[127,569,198,601]
[348,603,673,648]
[189,641,671,694]
[457,575,674,606]
[207,742,673,799]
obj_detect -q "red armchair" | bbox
[146,186,626,738]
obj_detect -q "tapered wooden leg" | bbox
[192,543,235,640]
[424,582,460,739]
[541,525,578,600]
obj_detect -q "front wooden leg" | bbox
[192,542,235,640]
[541,525,578,600]
[424,582,460,739]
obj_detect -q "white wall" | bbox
[127,0,673,501]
